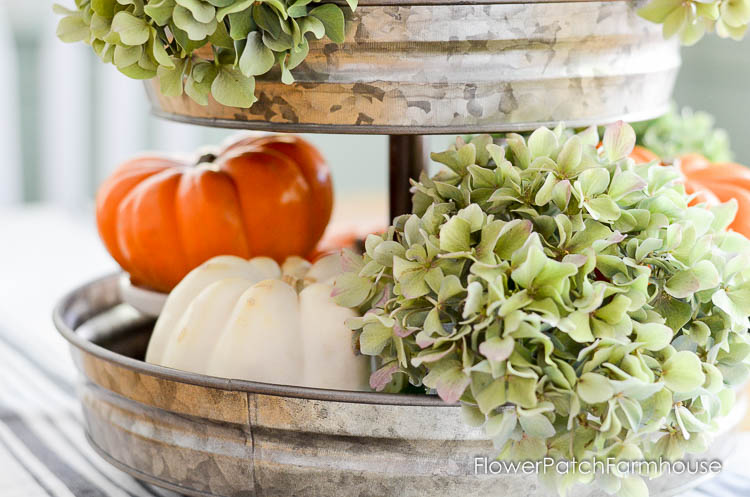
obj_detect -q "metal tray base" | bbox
[55,275,742,497]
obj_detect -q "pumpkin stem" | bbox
[196,153,217,165]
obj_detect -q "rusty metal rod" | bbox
[388,135,428,221]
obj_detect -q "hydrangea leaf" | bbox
[56,14,91,43]
[510,246,547,289]
[359,322,392,356]
[424,363,470,404]
[712,289,750,328]
[156,59,185,96]
[479,336,514,362]
[578,168,611,197]
[176,0,216,23]
[184,62,216,104]
[556,135,583,175]
[238,31,274,77]
[308,4,345,43]
[150,32,175,67]
[634,322,672,351]
[653,292,693,332]
[461,404,486,427]
[509,436,548,461]
[618,396,644,431]
[507,375,538,409]
[476,378,507,414]
[528,127,558,159]
[603,120,636,162]
[593,295,631,325]
[610,170,648,201]
[639,0,681,22]
[519,413,555,439]
[585,197,621,222]
[143,0,175,24]
[173,5,217,40]
[392,257,430,299]
[369,362,400,391]
[252,3,281,38]
[332,273,372,308]
[665,269,701,299]
[114,44,142,68]
[118,61,157,79]
[211,65,256,107]
[439,217,471,253]
[111,11,150,45]
[577,372,614,404]
[92,0,117,17]
[560,311,594,343]
[486,410,517,447]
[495,220,533,259]
[721,0,750,27]
[662,351,706,393]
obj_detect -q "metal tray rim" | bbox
[53,273,455,407]
[148,104,673,136]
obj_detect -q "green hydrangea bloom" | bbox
[54,0,353,108]
[335,122,750,497]
[639,0,749,45]
[633,107,733,163]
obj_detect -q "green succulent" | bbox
[54,0,353,108]
[334,122,750,497]
[639,0,749,45]
[632,107,733,163]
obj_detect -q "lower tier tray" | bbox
[54,274,742,497]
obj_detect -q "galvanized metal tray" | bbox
[146,0,681,135]
[54,275,741,497]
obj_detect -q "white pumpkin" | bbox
[145,253,370,391]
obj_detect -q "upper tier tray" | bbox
[146,0,681,135]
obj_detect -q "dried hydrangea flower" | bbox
[639,0,749,45]
[334,122,750,497]
[55,0,352,108]
[633,107,733,163]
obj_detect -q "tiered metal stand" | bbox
[53,1,738,496]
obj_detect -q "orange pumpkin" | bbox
[96,135,333,293]
[676,154,750,237]
[629,146,719,206]
[629,145,661,165]
[629,147,750,237]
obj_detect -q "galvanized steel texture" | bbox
[55,275,742,497]
[146,1,680,134]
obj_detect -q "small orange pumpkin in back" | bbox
[628,145,660,165]
[96,135,333,293]
[629,146,720,206]
[676,154,750,237]
[629,146,750,237]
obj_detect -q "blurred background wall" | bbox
[1,0,749,210]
